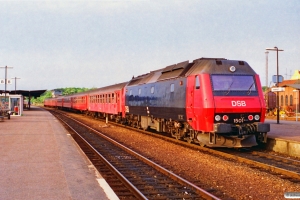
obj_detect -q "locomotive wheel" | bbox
[186,138,192,143]
[199,142,206,147]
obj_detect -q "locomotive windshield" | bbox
[211,74,257,96]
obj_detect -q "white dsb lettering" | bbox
[231,101,246,107]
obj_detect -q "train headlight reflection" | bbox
[215,115,221,121]
[222,115,229,121]
[254,115,260,120]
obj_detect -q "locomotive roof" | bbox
[185,58,256,75]
[127,57,256,86]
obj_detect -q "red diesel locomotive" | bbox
[44,57,270,148]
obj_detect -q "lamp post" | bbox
[293,89,299,121]
[266,47,284,124]
[11,77,21,94]
[265,51,269,88]
[0,66,13,107]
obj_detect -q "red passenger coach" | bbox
[62,96,72,109]
[71,93,88,111]
[87,82,128,121]
[44,98,57,107]
[56,96,63,108]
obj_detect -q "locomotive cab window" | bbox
[195,76,200,89]
[170,84,175,92]
[211,74,258,96]
[151,86,154,94]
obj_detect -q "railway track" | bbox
[93,113,300,184]
[50,110,220,200]
[76,109,300,184]
[217,148,300,183]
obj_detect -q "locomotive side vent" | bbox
[216,60,222,65]
[238,61,244,65]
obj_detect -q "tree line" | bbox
[31,87,94,104]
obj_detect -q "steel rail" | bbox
[55,113,148,200]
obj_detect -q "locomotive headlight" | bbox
[254,115,260,120]
[229,66,236,72]
[215,115,221,121]
[222,115,229,121]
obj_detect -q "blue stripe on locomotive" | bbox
[125,78,187,121]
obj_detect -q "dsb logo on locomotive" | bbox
[231,100,246,107]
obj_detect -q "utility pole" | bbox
[0,66,13,104]
[266,47,284,124]
[11,77,21,94]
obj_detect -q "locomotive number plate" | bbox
[233,117,245,123]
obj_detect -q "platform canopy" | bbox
[0,90,47,98]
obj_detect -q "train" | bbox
[44,57,270,148]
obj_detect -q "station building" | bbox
[266,70,300,115]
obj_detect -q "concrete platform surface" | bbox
[265,119,300,158]
[266,119,300,142]
[0,106,118,200]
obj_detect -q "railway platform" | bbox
[0,106,118,200]
[265,118,300,158]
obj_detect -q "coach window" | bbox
[170,83,174,92]
[151,86,154,94]
[195,76,200,89]
[112,93,115,103]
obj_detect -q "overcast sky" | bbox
[0,0,299,91]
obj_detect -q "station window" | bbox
[151,86,154,94]
[170,84,174,92]
[280,95,283,106]
[130,90,132,96]
[290,95,293,106]
[138,88,141,95]
[285,95,288,106]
